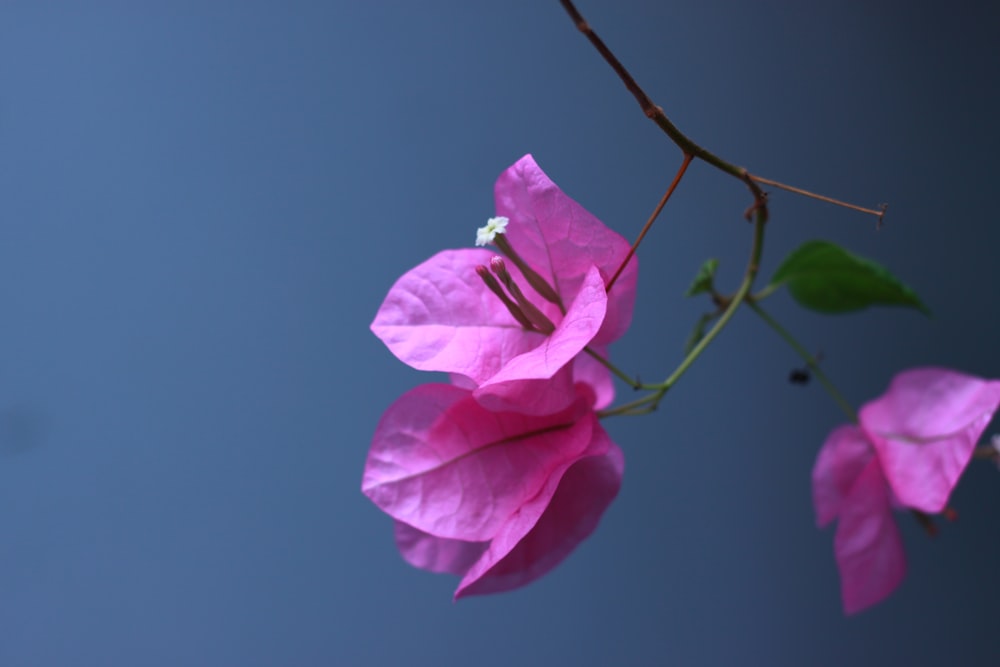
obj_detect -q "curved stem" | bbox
[747,301,858,422]
[583,346,659,391]
[597,392,659,418]
[658,209,766,393]
[608,153,693,292]
[750,282,781,302]
[600,207,768,419]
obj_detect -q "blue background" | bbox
[2,1,999,664]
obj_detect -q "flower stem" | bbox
[607,153,693,292]
[596,392,659,418]
[583,346,659,391]
[746,301,858,422]
[750,282,780,302]
[660,208,766,391]
[599,206,768,419]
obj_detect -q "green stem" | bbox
[750,282,780,302]
[659,211,766,393]
[598,393,659,418]
[599,208,768,418]
[747,301,858,422]
[583,346,659,391]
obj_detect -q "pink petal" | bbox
[471,265,608,414]
[472,365,577,416]
[572,344,615,410]
[862,367,1000,513]
[393,521,487,576]
[455,419,623,598]
[370,248,545,382]
[833,459,906,614]
[372,251,609,410]
[448,373,477,390]
[812,425,874,528]
[494,154,637,346]
[362,384,594,542]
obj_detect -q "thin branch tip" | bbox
[558,0,586,28]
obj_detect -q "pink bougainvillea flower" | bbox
[812,425,906,615]
[362,382,623,598]
[860,368,1000,513]
[370,154,637,415]
[813,367,1000,614]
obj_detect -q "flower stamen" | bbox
[490,257,557,335]
[476,265,536,330]
[492,234,565,313]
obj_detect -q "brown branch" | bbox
[558,0,765,208]
[558,0,883,224]
[750,174,887,227]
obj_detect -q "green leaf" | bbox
[768,240,930,315]
[685,258,720,297]
[684,312,715,354]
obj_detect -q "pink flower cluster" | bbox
[812,368,1000,613]
[364,154,997,613]
[364,155,637,598]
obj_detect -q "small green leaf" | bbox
[768,240,930,315]
[685,258,720,297]
[684,312,715,354]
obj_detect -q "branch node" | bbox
[740,171,769,223]
[876,203,888,230]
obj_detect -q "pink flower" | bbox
[362,382,623,598]
[370,154,637,415]
[812,425,905,615]
[813,367,1000,614]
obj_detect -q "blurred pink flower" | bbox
[370,154,637,415]
[812,424,905,615]
[362,382,623,599]
[813,367,1000,614]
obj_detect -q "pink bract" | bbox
[812,425,905,615]
[812,367,1000,614]
[861,368,1000,513]
[494,154,638,347]
[370,154,636,414]
[362,383,623,599]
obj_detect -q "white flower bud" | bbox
[475,216,509,247]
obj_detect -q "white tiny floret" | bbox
[475,216,509,247]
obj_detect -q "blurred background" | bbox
[2,1,999,664]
